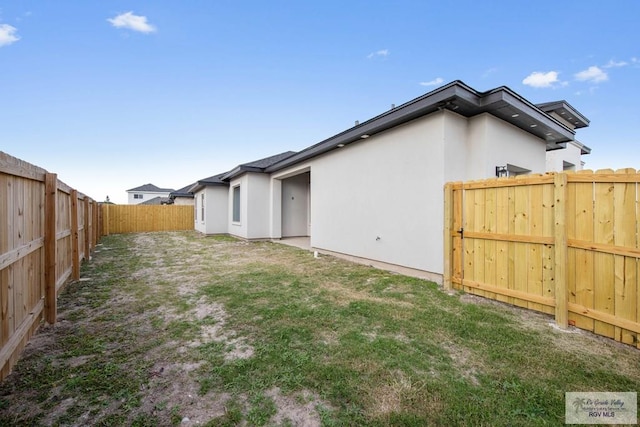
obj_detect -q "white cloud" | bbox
[575,66,608,83]
[107,11,156,33]
[522,71,560,88]
[603,59,627,68]
[0,24,20,47]
[419,77,444,87]
[482,67,498,78]
[367,49,389,59]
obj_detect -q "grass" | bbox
[0,231,638,426]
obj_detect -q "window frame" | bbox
[232,185,241,223]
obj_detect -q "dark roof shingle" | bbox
[127,183,175,192]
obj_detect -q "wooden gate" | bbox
[444,171,640,348]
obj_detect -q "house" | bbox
[189,152,296,236]
[126,183,175,205]
[195,80,591,283]
[168,184,196,206]
[537,100,591,172]
[140,196,172,205]
[190,172,229,235]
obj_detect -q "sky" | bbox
[1,1,639,204]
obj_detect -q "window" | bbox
[194,197,198,221]
[133,194,143,199]
[232,186,240,223]
[201,194,205,221]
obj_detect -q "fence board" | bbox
[495,185,510,304]
[593,171,615,338]
[102,205,194,235]
[0,151,99,379]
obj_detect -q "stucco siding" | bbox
[229,173,271,239]
[281,173,310,237]
[467,114,547,178]
[194,187,228,234]
[311,114,446,273]
[546,141,583,172]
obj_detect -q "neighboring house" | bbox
[127,183,175,205]
[169,184,196,206]
[194,80,591,283]
[140,196,171,205]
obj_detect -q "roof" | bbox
[535,100,590,129]
[127,183,175,193]
[188,172,229,193]
[140,196,171,205]
[169,184,195,199]
[221,151,297,181]
[265,80,591,174]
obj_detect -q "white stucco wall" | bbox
[229,173,271,239]
[281,173,310,237]
[466,114,547,178]
[127,191,171,205]
[310,113,446,274]
[194,186,228,234]
[546,141,584,172]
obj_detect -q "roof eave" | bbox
[266,81,577,173]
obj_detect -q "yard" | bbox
[0,231,638,426]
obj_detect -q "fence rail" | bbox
[444,169,640,348]
[0,151,101,379]
[102,204,194,235]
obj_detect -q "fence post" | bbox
[44,173,57,324]
[70,189,80,280]
[92,201,98,250]
[443,183,453,290]
[103,203,109,236]
[83,198,90,260]
[554,172,568,328]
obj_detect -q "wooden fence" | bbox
[0,152,101,379]
[444,169,640,348]
[102,204,194,235]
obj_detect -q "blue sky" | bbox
[1,1,639,204]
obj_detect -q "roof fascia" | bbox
[266,82,472,173]
[485,89,576,140]
[538,100,590,128]
[221,165,263,181]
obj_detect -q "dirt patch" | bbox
[321,281,414,308]
[264,387,328,427]
[368,370,443,418]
